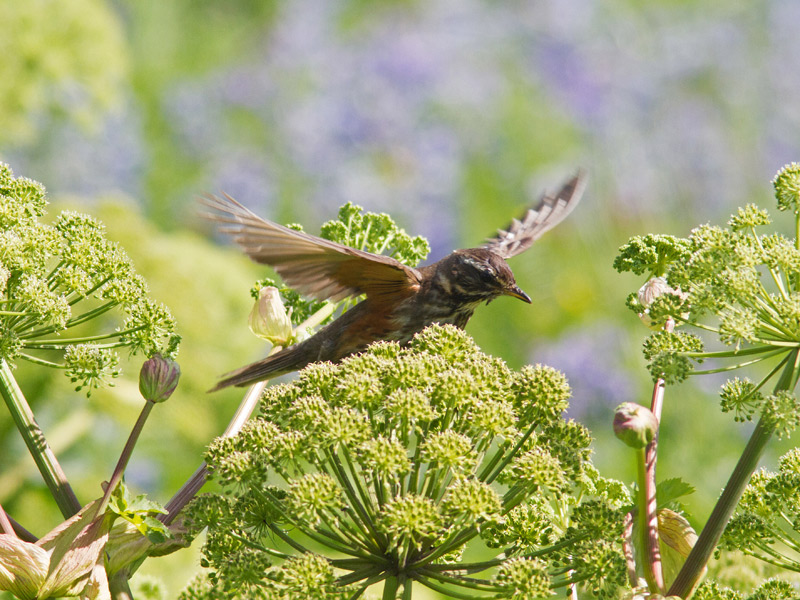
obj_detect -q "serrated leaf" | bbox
[657,477,696,507]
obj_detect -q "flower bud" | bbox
[637,277,671,308]
[637,277,688,329]
[139,354,180,403]
[248,286,292,345]
[613,402,658,449]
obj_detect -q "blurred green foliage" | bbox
[0,0,127,144]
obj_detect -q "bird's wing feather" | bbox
[201,194,421,302]
[483,170,587,259]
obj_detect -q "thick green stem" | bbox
[108,571,134,600]
[668,349,798,597]
[0,360,81,517]
[382,575,400,600]
[668,416,775,597]
[401,578,413,600]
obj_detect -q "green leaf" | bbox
[657,477,696,508]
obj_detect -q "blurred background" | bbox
[1,0,800,596]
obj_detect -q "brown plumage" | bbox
[202,170,586,390]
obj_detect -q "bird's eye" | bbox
[478,269,495,283]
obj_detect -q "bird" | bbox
[202,170,586,390]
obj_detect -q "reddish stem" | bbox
[641,317,674,592]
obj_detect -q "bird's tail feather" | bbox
[209,344,311,391]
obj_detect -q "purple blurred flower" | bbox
[162,0,563,255]
[4,0,800,235]
[6,101,146,199]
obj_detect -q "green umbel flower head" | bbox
[0,163,178,394]
[614,164,800,437]
[192,325,627,600]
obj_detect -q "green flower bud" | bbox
[728,203,771,230]
[494,557,551,598]
[139,353,180,403]
[378,494,443,549]
[613,402,658,449]
[248,286,293,345]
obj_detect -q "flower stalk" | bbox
[0,501,14,536]
[637,318,673,594]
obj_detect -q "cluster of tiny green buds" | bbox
[613,402,658,449]
[64,344,121,394]
[772,162,800,213]
[0,163,177,393]
[320,202,430,267]
[691,578,798,600]
[378,494,444,551]
[613,234,692,278]
[615,164,800,400]
[493,557,551,599]
[641,331,704,384]
[718,377,763,423]
[193,324,628,599]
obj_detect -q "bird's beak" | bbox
[504,285,532,304]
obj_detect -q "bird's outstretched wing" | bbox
[201,194,421,303]
[483,170,586,259]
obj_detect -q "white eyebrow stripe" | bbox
[462,257,495,275]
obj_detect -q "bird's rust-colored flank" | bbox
[202,170,586,390]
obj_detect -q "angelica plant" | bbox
[186,324,629,600]
[0,162,177,388]
[0,164,187,599]
[691,577,799,600]
[0,162,178,517]
[614,163,800,597]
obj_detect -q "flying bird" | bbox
[203,170,586,390]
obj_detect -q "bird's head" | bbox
[443,248,532,304]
